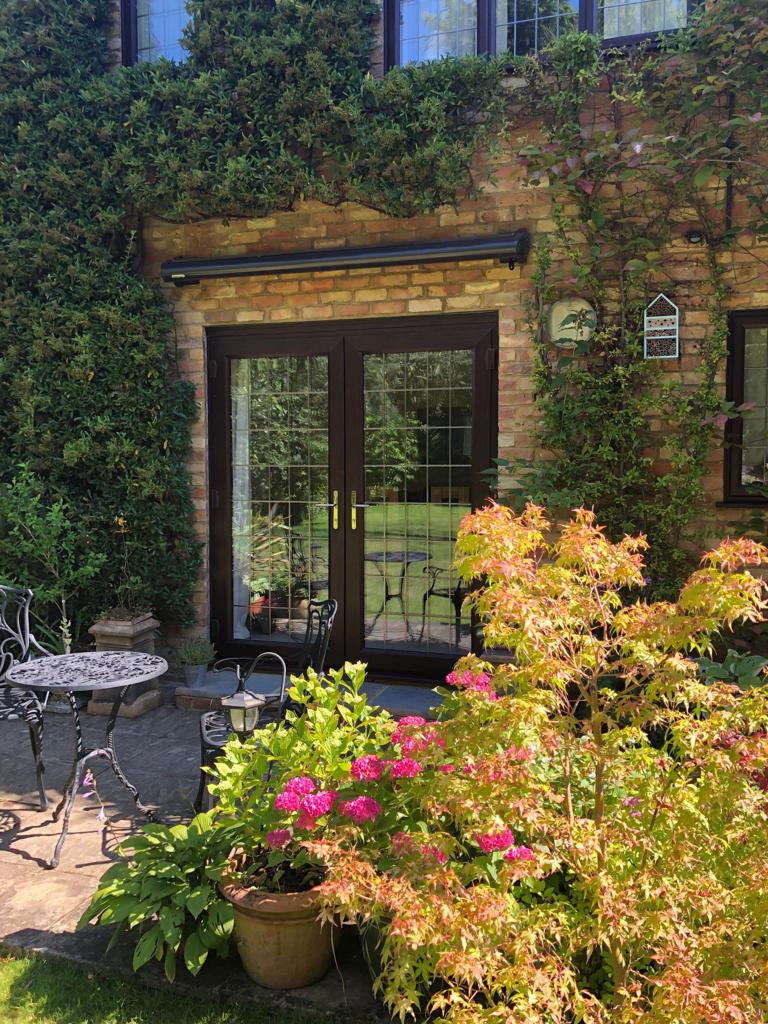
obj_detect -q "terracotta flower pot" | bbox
[220,862,334,989]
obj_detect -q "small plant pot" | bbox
[220,858,334,989]
[183,664,207,688]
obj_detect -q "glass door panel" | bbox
[230,355,331,644]
[361,348,473,655]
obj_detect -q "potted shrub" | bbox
[177,637,216,688]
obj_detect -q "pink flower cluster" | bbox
[389,757,422,779]
[446,669,498,701]
[274,777,337,830]
[475,827,515,853]
[504,845,535,863]
[337,795,382,823]
[391,716,445,756]
[265,828,291,849]
[350,755,386,781]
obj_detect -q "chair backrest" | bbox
[0,585,34,681]
[296,598,338,675]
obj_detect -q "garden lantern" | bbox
[221,689,267,739]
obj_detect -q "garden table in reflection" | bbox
[364,550,429,639]
[6,650,167,869]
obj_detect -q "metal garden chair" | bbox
[193,598,338,811]
[0,584,53,810]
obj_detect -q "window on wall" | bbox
[122,0,188,64]
[725,312,768,503]
[387,0,691,64]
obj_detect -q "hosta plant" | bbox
[307,504,768,1024]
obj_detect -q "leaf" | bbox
[183,930,209,976]
[185,886,211,919]
[693,165,715,188]
[132,924,164,971]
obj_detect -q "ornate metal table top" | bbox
[6,651,168,693]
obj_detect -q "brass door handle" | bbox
[315,492,339,530]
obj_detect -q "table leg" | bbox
[49,756,85,869]
[52,692,87,822]
[105,687,157,820]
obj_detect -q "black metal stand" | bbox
[48,688,156,869]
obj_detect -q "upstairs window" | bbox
[121,0,188,64]
[725,312,768,503]
[386,0,691,65]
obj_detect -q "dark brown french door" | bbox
[208,313,497,682]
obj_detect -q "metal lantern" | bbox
[644,294,679,359]
[221,689,267,740]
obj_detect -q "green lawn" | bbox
[0,955,335,1024]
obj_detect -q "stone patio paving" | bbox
[0,678,438,1020]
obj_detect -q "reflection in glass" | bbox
[399,0,477,64]
[363,349,473,654]
[599,0,687,40]
[741,328,768,488]
[496,0,577,55]
[136,0,188,62]
[231,358,329,643]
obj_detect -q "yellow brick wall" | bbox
[140,146,768,636]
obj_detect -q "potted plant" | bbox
[209,663,393,989]
[177,636,216,688]
[88,513,162,716]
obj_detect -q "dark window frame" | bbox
[383,0,697,69]
[120,0,138,66]
[724,310,768,505]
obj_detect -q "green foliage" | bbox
[312,505,768,1022]
[697,648,768,689]
[0,465,106,651]
[499,1,768,595]
[77,811,235,983]
[177,636,217,665]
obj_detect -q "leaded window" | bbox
[495,0,578,57]
[122,0,188,64]
[725,313,768,502]
[399,0,479,62]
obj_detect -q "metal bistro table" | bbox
[6,650,168,869]
[364,550,429,640]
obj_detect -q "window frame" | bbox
[120,0,189,66]
[724,310,768,505]
[383,0,697,69]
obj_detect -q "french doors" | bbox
[208,313,497,681]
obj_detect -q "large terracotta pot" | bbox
[220,862,334,989]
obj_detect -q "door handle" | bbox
[314,492,339,530]
[350,490,366,530]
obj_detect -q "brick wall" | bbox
[139,143,768,638]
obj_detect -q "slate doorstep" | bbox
[0,921,386,1024]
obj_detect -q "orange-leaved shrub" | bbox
[311,504,768,1023]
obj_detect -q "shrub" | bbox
[310,503,768,1023]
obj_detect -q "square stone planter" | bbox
[86,612,164,718]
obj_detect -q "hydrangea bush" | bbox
[305,504,768,1023]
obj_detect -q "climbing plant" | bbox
[496,0,768,595]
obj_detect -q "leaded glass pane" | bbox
[231,357,330,643]
[599,0,687,40]
[496,0,577,55]
[399,0,478,64]
[362,349,472,654]
[136,0,188,62]
[741,328,768,489]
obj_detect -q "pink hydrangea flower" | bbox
[446,669,498,700]
[504,845,535,863]
[299,790,338,817]
[350,755,386,781]
[396,715,427,728]
[437,763,455,774]
[392,831,416,855]
[266,828,291,849]
[283,776,316,795]
[338,795,382,823]
[389,758,422,779]
[274,790,302,812]
[475,827,515,854]
[295,812,319,830]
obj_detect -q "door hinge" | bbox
[208,359,218,379]
[484,347,497,371]
[211,489,220,510]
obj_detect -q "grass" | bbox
[0,954,336,1024]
